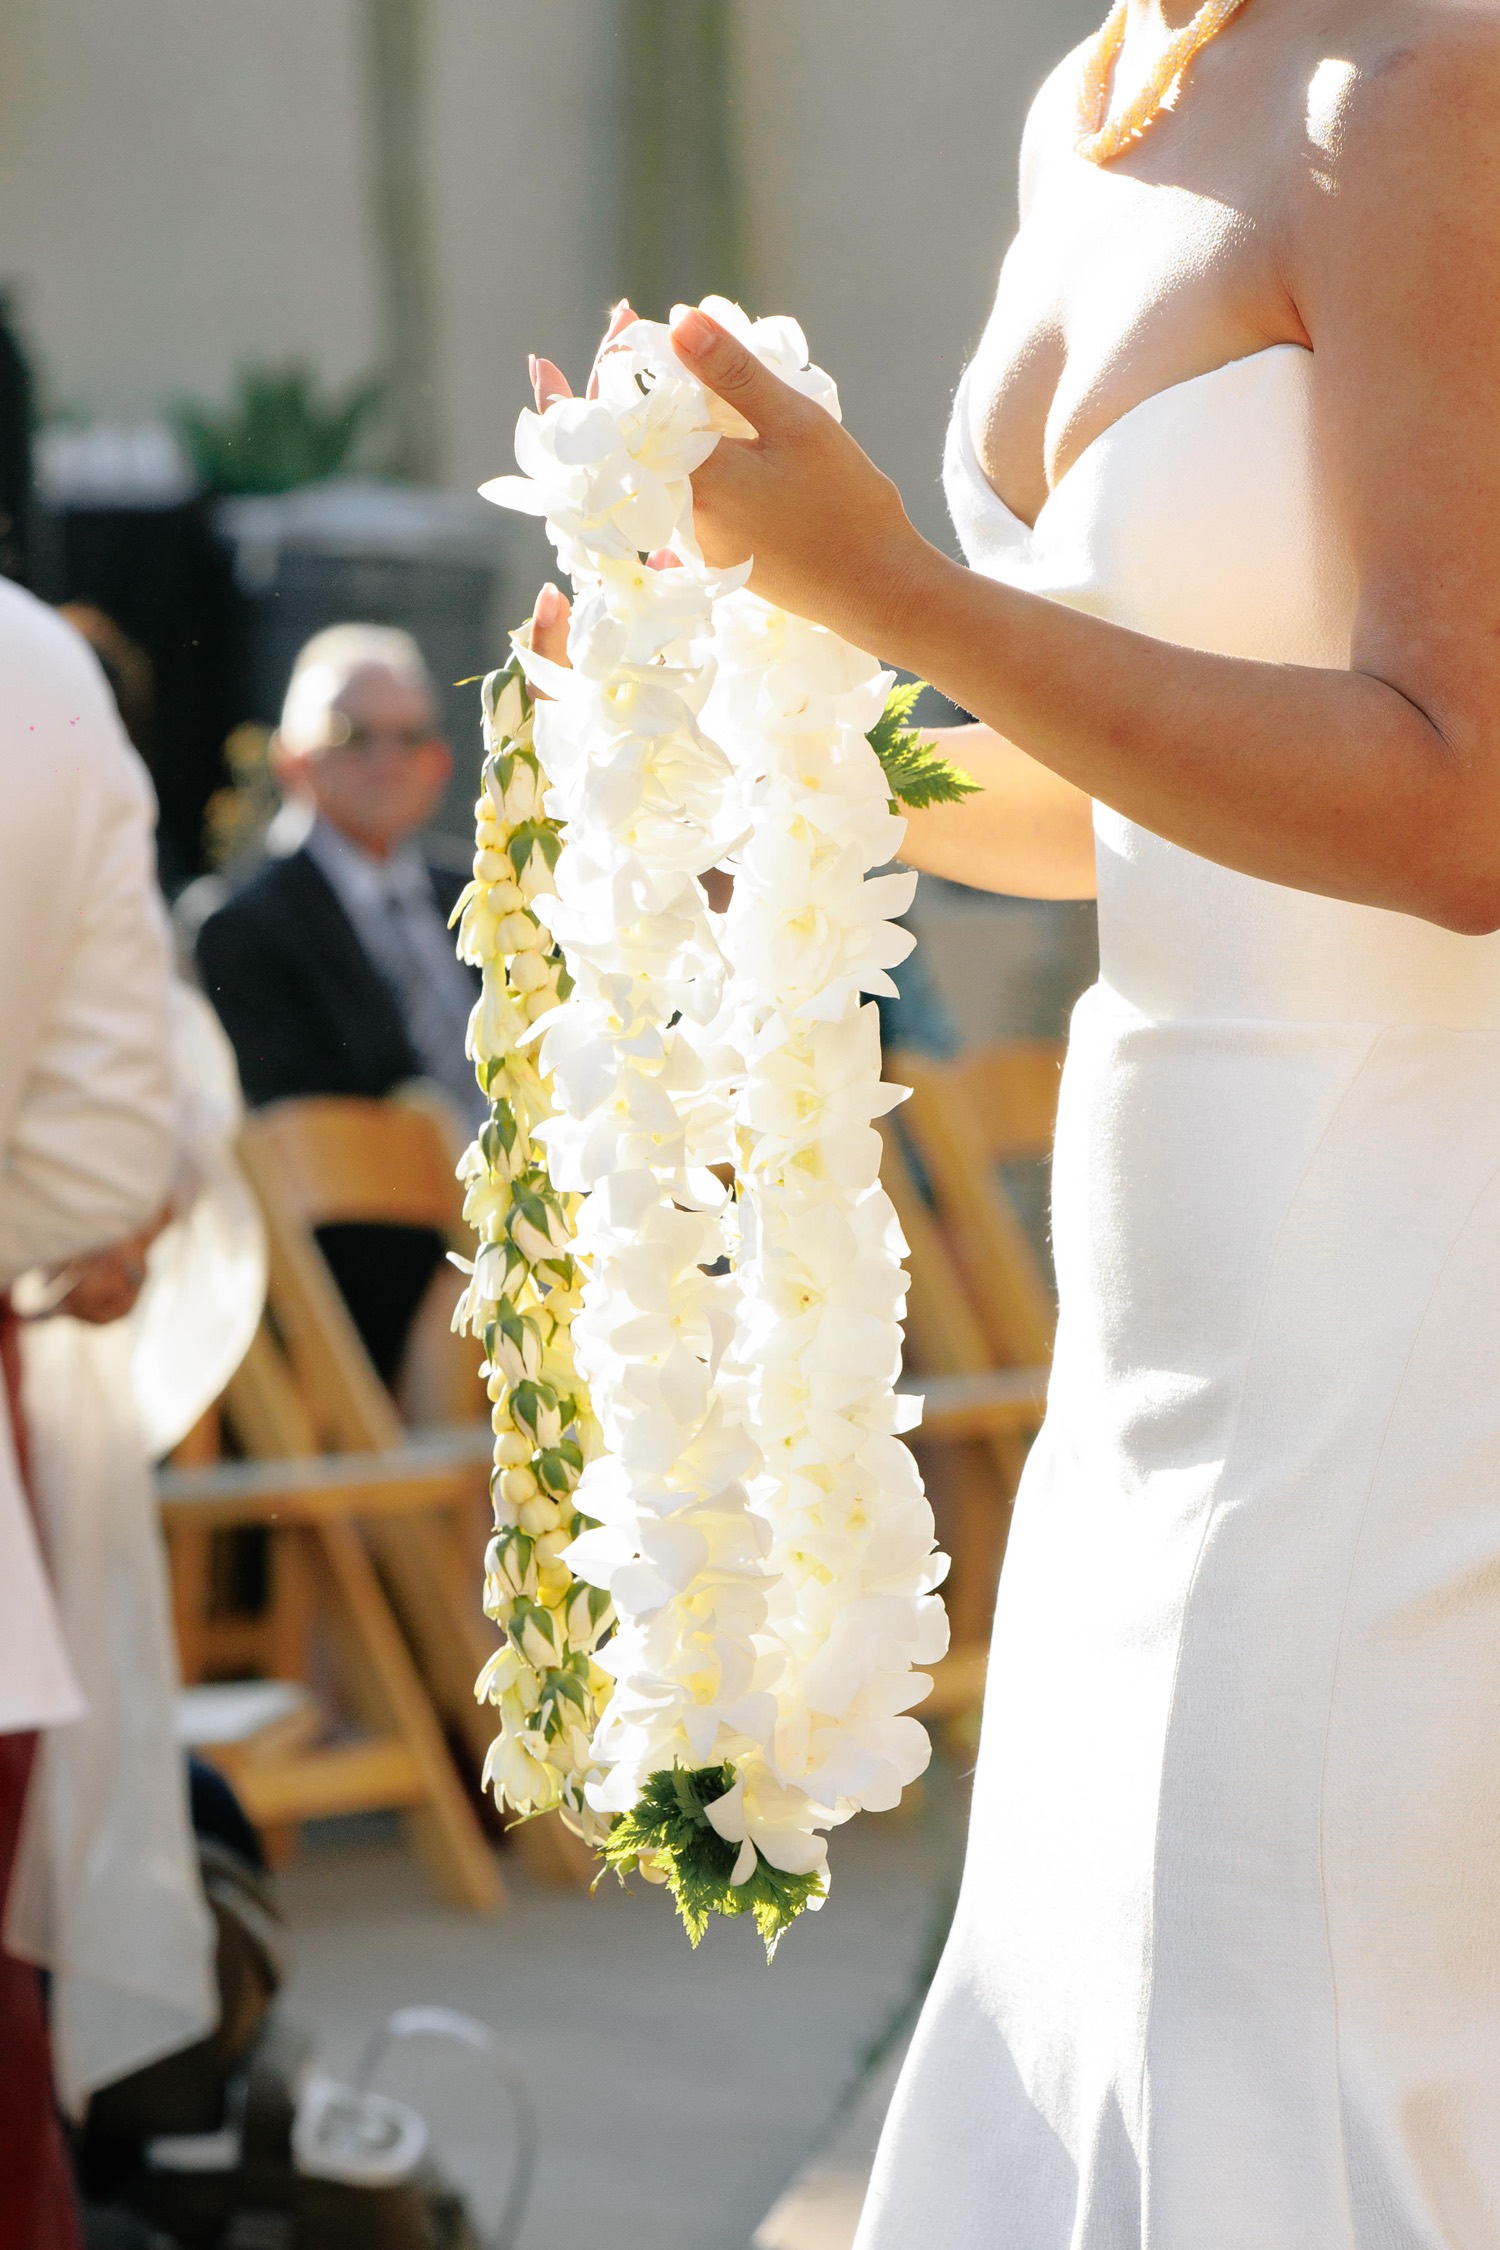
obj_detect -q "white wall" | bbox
[0,0,1098,538]
[430,0,622,585]
[0,0,377,420]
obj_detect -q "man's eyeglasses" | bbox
[320,718,439,756]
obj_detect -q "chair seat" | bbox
[156,1424,493,1526]
[899,1367,1050,1442]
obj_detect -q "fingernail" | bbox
[672,308,716,356]
[535,583,560,625]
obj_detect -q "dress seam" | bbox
[1135,1025,1387,2248]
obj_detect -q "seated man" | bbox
[195,625,480,1382]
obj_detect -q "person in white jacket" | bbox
[0,573,176,2249]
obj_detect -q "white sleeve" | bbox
[0,590,175,1286]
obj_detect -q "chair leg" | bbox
[367,1512,497,1765]
[315,1518,504,1913]
[166,1525,214,1685]
[371,1511,597,1890]
[267,1527,318,1683]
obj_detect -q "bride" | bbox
[533,0,1500,2237]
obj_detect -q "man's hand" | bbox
[39,1210,170,1326]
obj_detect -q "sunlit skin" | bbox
[531,0,1500,933]
[269,662,452,861]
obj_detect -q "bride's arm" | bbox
[669,27,1500,936]
[899,725,1096,898]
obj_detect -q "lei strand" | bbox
[453,660,614,1844]
[468,300,971,1949]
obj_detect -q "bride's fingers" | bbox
[586,300,637,400]
[531,581,572,680]
[532,356,573,412]
[530,304,636,415]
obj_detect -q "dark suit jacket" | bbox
[193,843,474,1109]
[193,842,479,1383]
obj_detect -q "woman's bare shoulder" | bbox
[1313,0,1500,159]
[1294,0,1500,323]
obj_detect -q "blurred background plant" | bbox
[176,363,384,496]
[201,721,278,869]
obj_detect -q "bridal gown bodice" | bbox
[854,345,1500,2248]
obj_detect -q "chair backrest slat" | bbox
[955,1040,1066,1166]
[890,1044,1061,1371]
[246,1095,466,1239]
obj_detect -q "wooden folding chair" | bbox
[160,1095,586,1902]
[884,1040,1066,1717]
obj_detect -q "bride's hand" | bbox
[530,299,637,416]
[524,303,635,683]
[668,305,931,646]
[530,580,571,677]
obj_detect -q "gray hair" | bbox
[278,623,436,748]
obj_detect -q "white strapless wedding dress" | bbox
[855,346,1500,2248]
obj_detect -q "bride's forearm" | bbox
[872,541,1499,934]
[902,725,1097,899]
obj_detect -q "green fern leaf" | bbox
[867,679,980,810]
[603,1764,825,1956]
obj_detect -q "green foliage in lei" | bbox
[602,1765,826,1957]
[867,679,980,809]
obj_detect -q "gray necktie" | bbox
[376,880,483,1127]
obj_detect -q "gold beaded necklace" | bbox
[1077,0,1254,163]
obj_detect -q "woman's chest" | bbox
[971,162,1294,527]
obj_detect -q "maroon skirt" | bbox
[0,1297,83,2250]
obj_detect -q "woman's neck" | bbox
[1132,0,1215,29]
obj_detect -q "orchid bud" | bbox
[508,950,551,995]
[564,1581,614,1652]
[492,1425,530,1462]
[483,1730,559,1815]
[509,1598,559,1671]
[488,671,527,745]
[502,760,540,821]
[510,1214,553,1266]
[480,1578,515,1627]
[474,1642,523,1706]
[496,911,539,955]
[490,1330,528,1385]
[518,1492,561,1537]
[533,1396,565,1448]
[508,1378,557,1444]
[456,896,499,966]
[487,1528,538,1600]
[490,1307,543,1385]
[470,1241,511,1308]
[500,1463,540,1508]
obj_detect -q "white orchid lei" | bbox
[462,299,973,1950]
